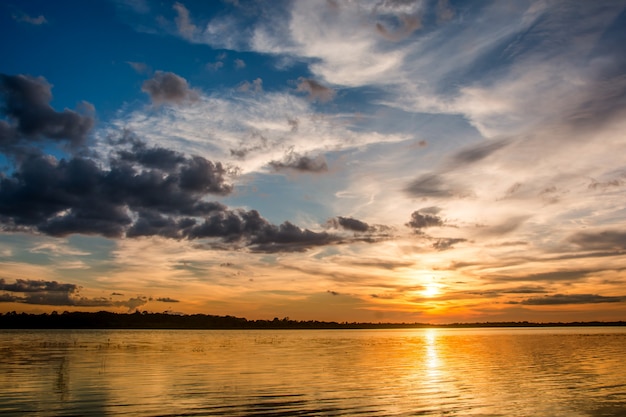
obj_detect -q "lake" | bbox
[1,327,625,416]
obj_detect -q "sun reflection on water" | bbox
[424,328,440,380]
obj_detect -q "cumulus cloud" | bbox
[296,78,336,102]
[0,74,94,153]
[0,137,233,237]
[0,73,395,253]
[141,71,199,105]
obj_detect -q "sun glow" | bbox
[421,283,441,298]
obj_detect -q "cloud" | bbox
[503,286,548,294]
[406,209,444,232]
[375,14,421,42]
[237,78,263,93]
[489,269,596,283]
[436,0,454,22]
[0,72,391,253]
[0,74,94,152]
[105,88,410,174]
[404,173,459,198]
[588,177,625,190]
[248,221,340,253]
[432,238,466,251]
[12,12,47,25]
[115,133,186,170]
[331,216,370,233]
[0,278,77,293]
[173,2,197,40]
[296,78,336,102]
[269,151,328,173]
[156,297,180,303]
[0,278,148,311]
[569,230,626,251]
[516,294,625,305]
[234,59,246,69]
[478,216,529,237]
[451,139,509,166]
[141,71,199,105]
[127,61,151,74]
[0,139,233,237]
[186,209,346,253]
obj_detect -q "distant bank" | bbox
[1,311,625,329]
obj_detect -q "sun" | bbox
[421,283,440,297]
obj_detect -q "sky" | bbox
[1,0,625,323]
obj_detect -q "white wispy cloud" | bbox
[101,90,410,175]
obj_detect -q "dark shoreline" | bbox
[1,311,625,329]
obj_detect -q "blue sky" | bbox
[1,0,626,323]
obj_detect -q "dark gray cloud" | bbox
[569,230,626,251]
[0,144,232,237]
[406,209,444,232]
[141,71,199,105]
[0,278,147,311]
[0,76,378,253]
[116,141,186,170]
[126,210,197,239]
[187,210,343,253]
[514,293,625,305]
[296,78,336,102]
[269,152,328,173]
[0,140,362,251]
[0,278,77,293]
[332,216,370,232]
[0,74,94,152]
[250,220,340,253]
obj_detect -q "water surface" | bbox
[1,327,625,416]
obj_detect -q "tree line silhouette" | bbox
[0,310,624,329]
